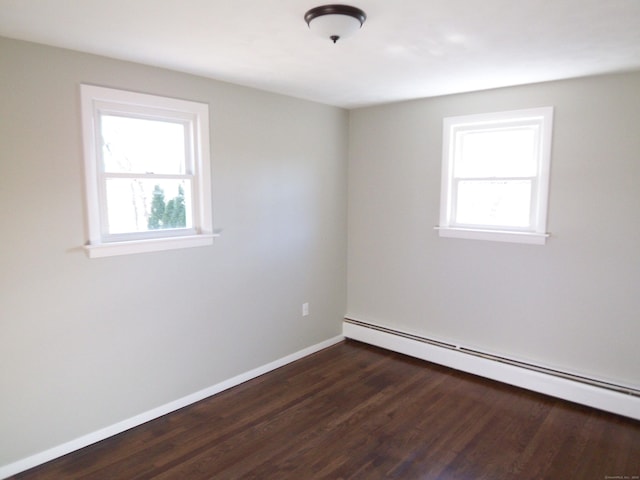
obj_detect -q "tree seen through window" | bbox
[148,184,187,229]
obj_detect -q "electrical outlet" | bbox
[302,302,309,316]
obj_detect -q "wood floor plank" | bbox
[11,340,640,479]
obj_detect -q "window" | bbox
[438,107,553,245]
[80,85,216,257]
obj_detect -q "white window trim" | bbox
[84,234,218,258]
[437,107,553,245]
[80,85,218,258]
[435,226,549,245]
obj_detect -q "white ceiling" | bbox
[1,0,639,108]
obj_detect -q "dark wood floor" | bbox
[12,340,640,479]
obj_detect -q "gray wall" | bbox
[348,72,640,389]
[0,37,347,466]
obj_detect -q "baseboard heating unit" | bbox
[343,317,640,421]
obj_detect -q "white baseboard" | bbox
[0,335,344,480]
[343,319,640,421]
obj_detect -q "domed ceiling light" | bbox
[304,4,367,44]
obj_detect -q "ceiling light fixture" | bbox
[304,4,367,44]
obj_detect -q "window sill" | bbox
[84,233,220,258]
[435,226,549,245]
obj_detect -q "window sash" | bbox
[450,176,538,231]
[453,125,541,179]
[98,173,197,242]
[98,113,193,176]
[96,113,199,241]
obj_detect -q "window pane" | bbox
[101,115,187,174]
[456,179,531,228]
[105,178,192,234]
[454,127,538,178]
